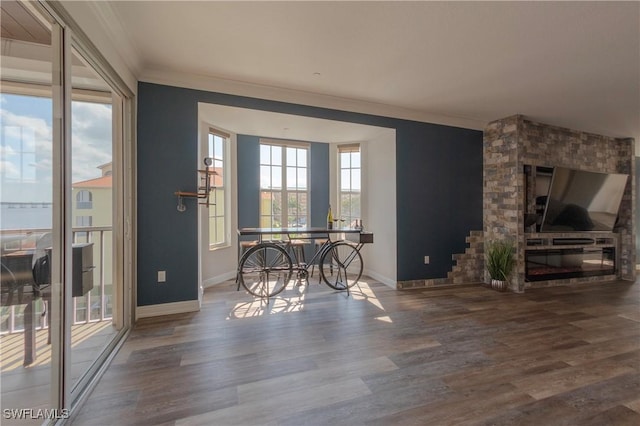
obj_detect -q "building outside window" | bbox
[260,141,309,233]
[338,144,361,227]
[208,129,227,248]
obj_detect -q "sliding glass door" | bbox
[68,45,122,400]
[1,1,132,422]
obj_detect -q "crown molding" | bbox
[81,1,143,78]
[140,68,486,131]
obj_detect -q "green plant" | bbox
[486,240,515,281]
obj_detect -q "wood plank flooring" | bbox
[72,278,640,425]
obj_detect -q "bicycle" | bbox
[237,232,366,298]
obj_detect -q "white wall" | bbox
[329,131,397,287]
[361,133,397,287]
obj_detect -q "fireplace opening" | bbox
[525,247,615,282]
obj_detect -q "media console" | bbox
[524,233,618,282]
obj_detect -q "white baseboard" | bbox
[136,300,200,319]
[364,269,396,289]
[202,271,237,288]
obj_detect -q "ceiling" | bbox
[94,2,640,142]
[1,0,50,45]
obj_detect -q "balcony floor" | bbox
[1,320,118,425]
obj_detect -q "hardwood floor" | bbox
[72,278,640,425]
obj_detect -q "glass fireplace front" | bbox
[525,247,615,281]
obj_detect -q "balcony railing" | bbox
[0,227,113,335]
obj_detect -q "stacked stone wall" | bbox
[448,231,484,284]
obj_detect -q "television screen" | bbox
[540,167,628,232]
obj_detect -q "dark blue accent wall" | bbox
[310,143,330,227]
[137,84,200,305]
[236,135,260,229]
[395,124,484,281]
[137,82,482,306]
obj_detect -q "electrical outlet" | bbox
[158,270,166,282]
[424,256,430,264]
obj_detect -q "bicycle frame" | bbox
[236,227,371,298]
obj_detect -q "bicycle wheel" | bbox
[239,243,293,298]
[319,242,363,290]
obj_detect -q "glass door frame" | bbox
[38,0,136,417]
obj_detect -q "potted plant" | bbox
[485,240,515,291]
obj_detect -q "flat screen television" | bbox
[540,167,628,232]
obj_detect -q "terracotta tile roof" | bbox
[73,175,112,188]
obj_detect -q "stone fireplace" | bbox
[483,115,635,292]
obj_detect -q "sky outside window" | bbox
[1,93,112,203]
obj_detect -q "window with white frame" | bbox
[75,215,92,227]
[76,190,92,209]
[208,129,227,249]
[338,144,361,227]
[260,140,309,232]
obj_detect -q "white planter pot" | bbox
[491,279,507,292]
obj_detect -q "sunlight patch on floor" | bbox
[349,280,387,313]
[227,290,307,319]
[228,278,388,320]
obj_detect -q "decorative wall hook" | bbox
[175,157,217,212]
[177,196,187,212]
